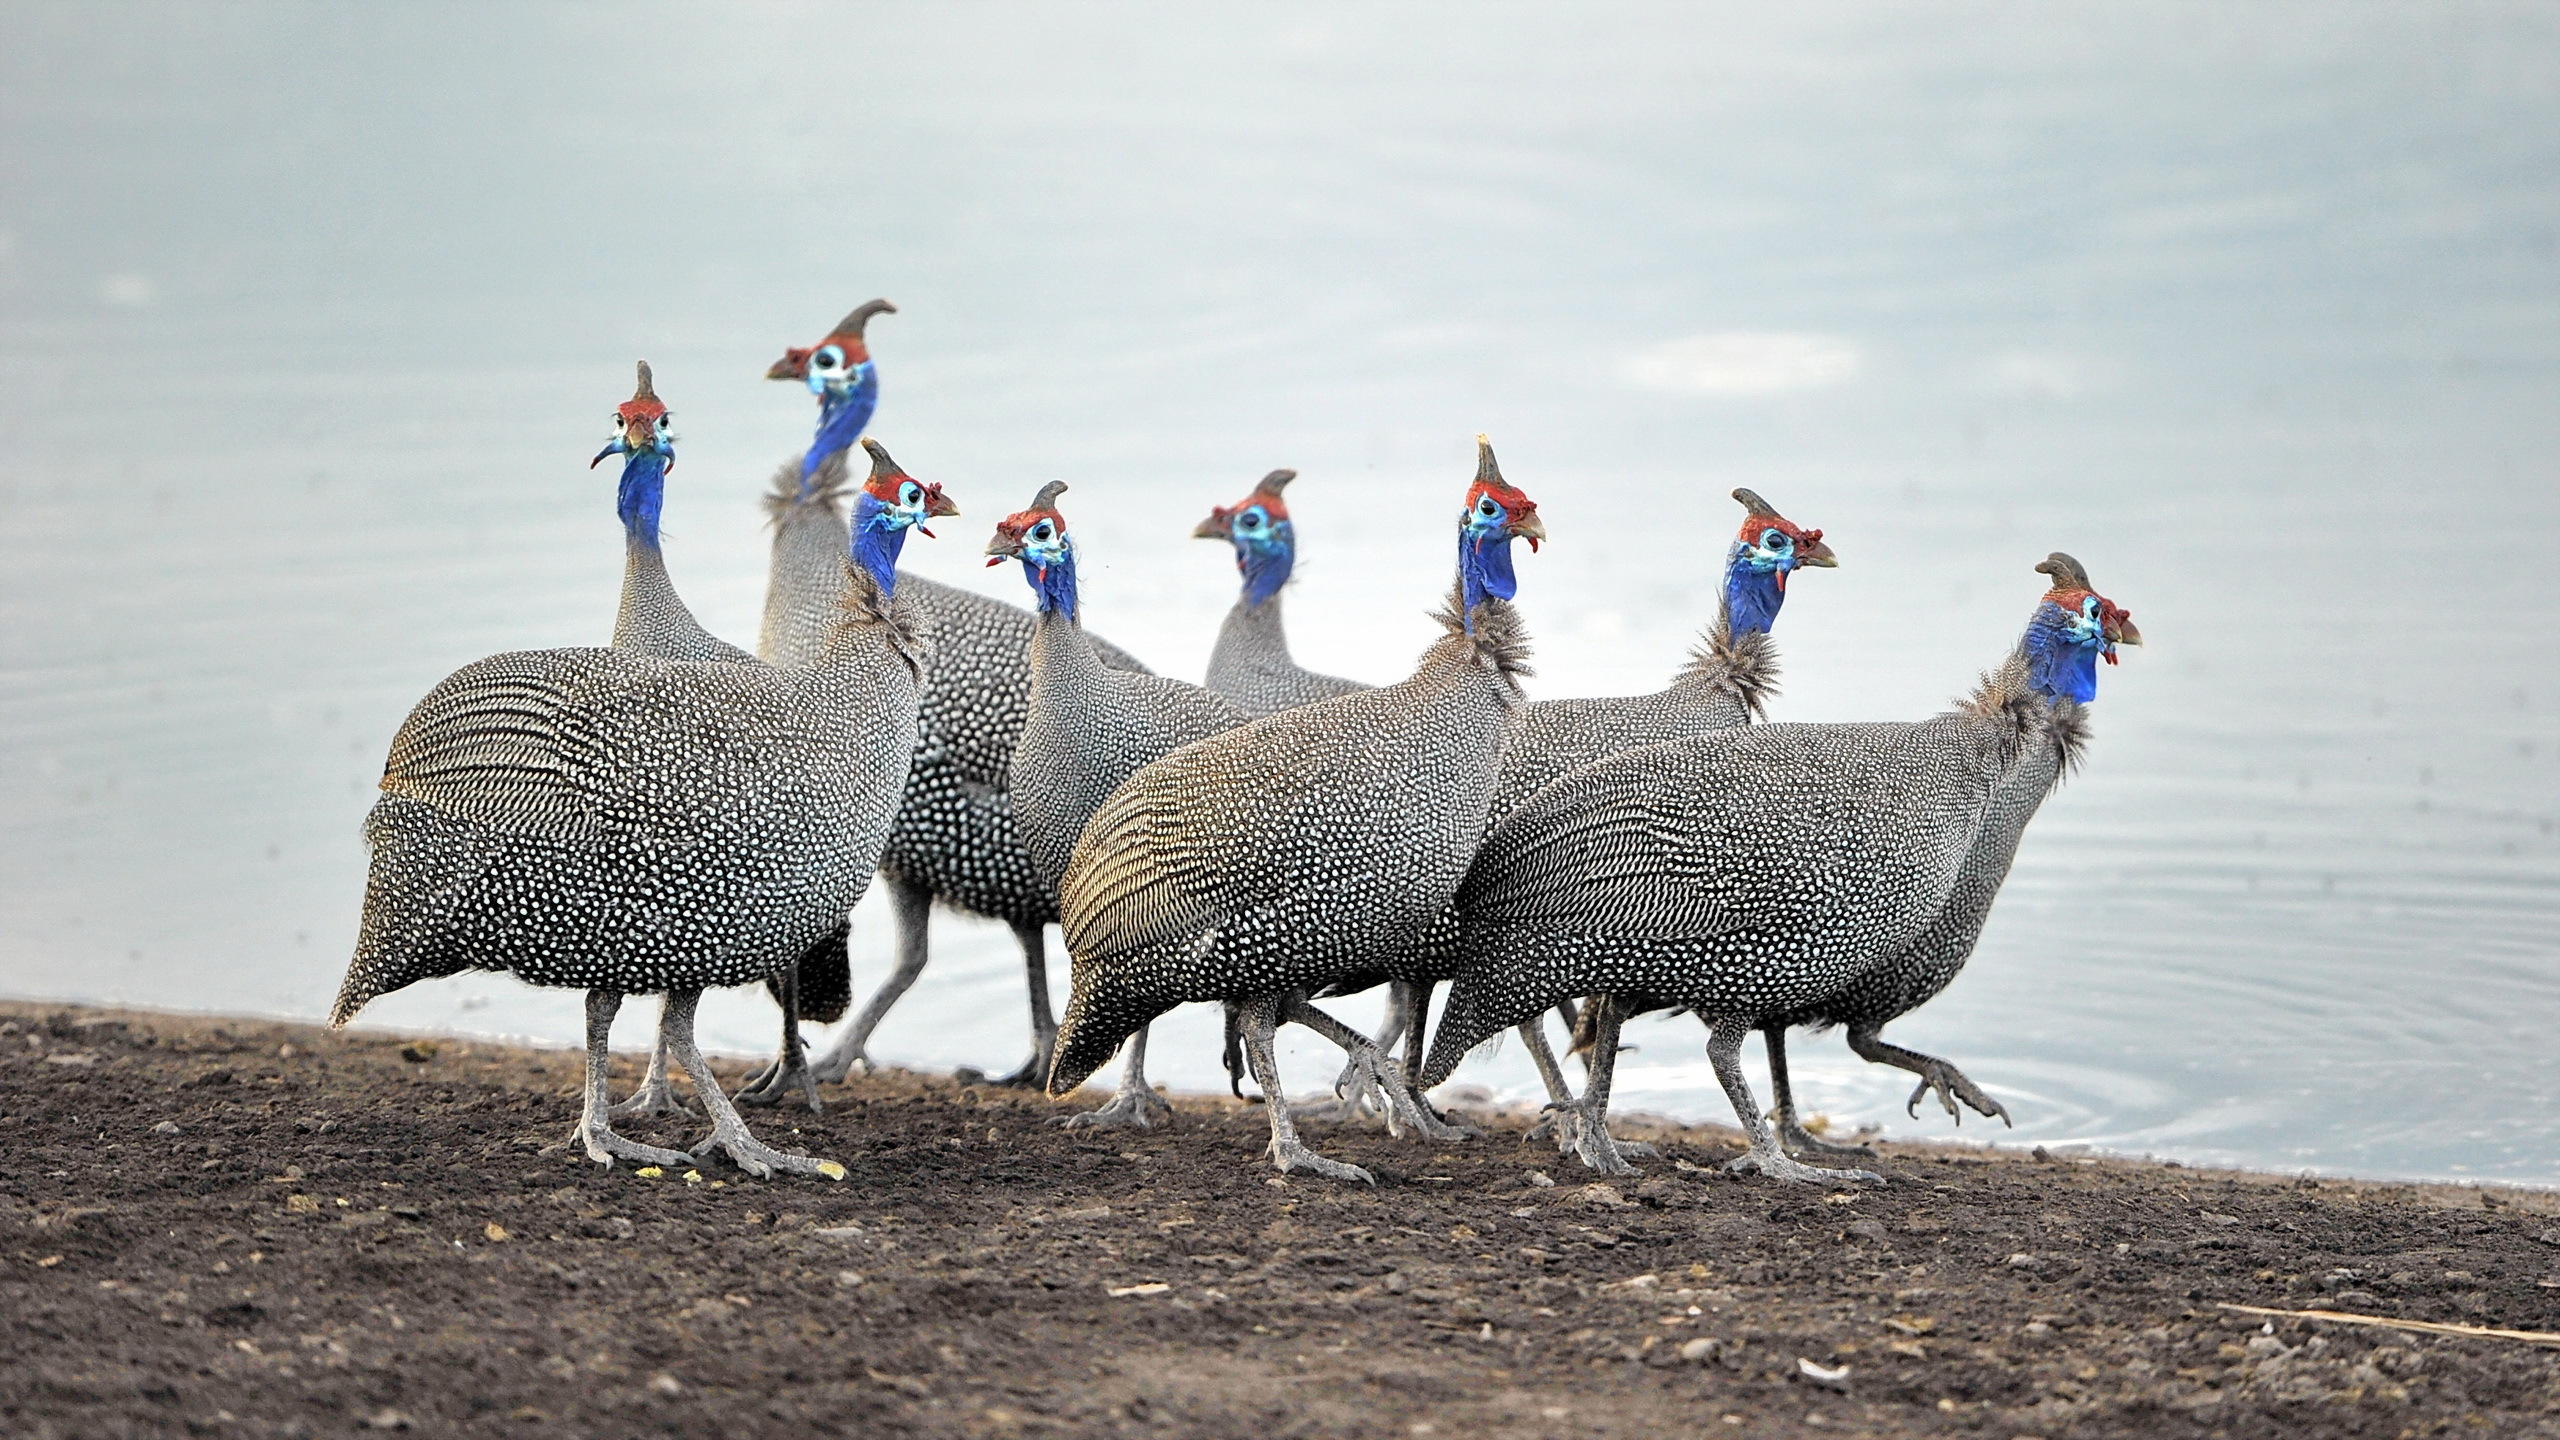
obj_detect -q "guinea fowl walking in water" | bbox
[1318,487,1834,1150]
[1047,438,1544,1183]
[329,381,957,1178]
[987,484,1252,1128]
[752,305,1152,1095]
[1420,555,2137,1183]
[1193,469,1370,715]
[1751,552,2138,1161]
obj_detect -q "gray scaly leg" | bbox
[606,1005,694,1121]
[575,990,695,1168]
[1518,1009,1582,1149]
[1764,1026,1878,1160]
[1315,983,1411,1121]
[661,988,844,1181]
[1708,1015,1881,1186]
[1284,995,1478,1143]
[1057,1024,1173,1130]
[1240,994,1373,1184]
[1848,1024,2012,1128]
[1543,997,1637,1176]
[810,872,933,1084]
[990,918,1056,1088]
[735,964,823,1113]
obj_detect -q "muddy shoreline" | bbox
[8,999,2560,1438]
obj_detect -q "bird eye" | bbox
[1761,529,1792,551]
[899,481,921,506]
[1477,497,1500,518]
[1239,511,1263,530]
[1032,522,1053,542]
[814,345,845,372]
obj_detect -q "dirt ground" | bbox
[8,1001,2560,1439]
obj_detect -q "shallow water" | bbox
[4,4,2556,1183]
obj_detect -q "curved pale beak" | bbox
[1507,510,1547,551]
[1192,508,1234,540]
[983,529,1024,565]
[2106,614,2143,647]
[1798,537,1838,568]
[765,347,811,382]
[921,486,960,520]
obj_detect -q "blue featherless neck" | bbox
[1022,541,1080,620]
[1237,523,1294,606]
[848,491,910,598]
[801,366,880,485]
[1721,541,1790,638]
[1457,527,1520,618]
[2022,601,2103,704]
[617,451,669,550]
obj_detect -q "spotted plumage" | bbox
[990,482,1252,1124]
[1193,469,1370,715]
[1049,437,1545,1182]
[752,441,1150,1088]
[331,398,954,1178]
[1418,554,2137,1184]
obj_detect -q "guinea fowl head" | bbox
[984,481,1078,617]
[1457,436,1545,618]
[767,299,898,395]
[1193,468,1298,605]
[590,361,676,543]
[1721,487,1835,638]
[846,437,955,597]
[2023,552,2140,704]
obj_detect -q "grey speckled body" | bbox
[1203,596,1369,717]
[756,460,1149,1084]
[334,571,923,1018]
[1050,594,1532,1083]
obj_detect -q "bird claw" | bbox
[1054,1083,1172,1131]
[805,1046,874,1088]
[689,1125,839,1181]
[1544,1100,1637,1176]
[1781,1123,1880,1162]
[606,1076,694,1122]
[1901,1059,2012,1128]
[987,1050,1052,1090]
[1724,1149,1884,1187]
[572,1120,694,1171]
[733,1056,823,1114]
[1268,1137,1376,1186]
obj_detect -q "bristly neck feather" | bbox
[848,491,909,598]
[1021,543,1080,621]
[800,367,880,487]
[1237,526,1294,607]
[1456,528,1520,629]
[617,451,669,551]
[1720,540,1789,638]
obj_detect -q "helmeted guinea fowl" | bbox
[752,308,1152,1093]
[1047,437,1545,1183]
[986,483,1252,1128]
[1193,469,1370,715]
[1751,551,2138,1162]
[1419,554,2138,1185]
[1322,487,1834,1153]
[329,380,960,1178]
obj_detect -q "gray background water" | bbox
[5,3,2555,1183]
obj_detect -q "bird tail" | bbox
[1417,971,1538,1090]
[1046,957,1181,1096]
[769,919,852,1025]
[330,799,483,1027]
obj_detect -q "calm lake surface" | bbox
[5,4,2556,1183]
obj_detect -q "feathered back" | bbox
[1431,589,1534,697]
[1674,627,1781,723]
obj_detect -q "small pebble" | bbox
[151,1120,182,1136]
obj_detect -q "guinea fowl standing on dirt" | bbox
[329,397,958,1178]
[756,314,1151,1092]
[1419,555,2137,1184]
[1047,438,1544,1183]
[1753,552,2136,1161]
[1319,488,1833,1145]
[987,484,1252,1128]
[1193,469,1370,716]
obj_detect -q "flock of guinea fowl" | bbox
[328,300,2141,1189]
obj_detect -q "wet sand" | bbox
[7,999,2560,1438]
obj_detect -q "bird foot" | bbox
[733,1055,824,1114]
[1338,1049,1477,1143]
[1617,1139,1663,1160]
[805,1044,877,1088]
[1904,1058,2013,1127]
[606,1074,694,1122]
[573,1119,694,1170]
[1268,1135,1375,1186]
[687,1122,842,1181]
[1054,1082,1173,1131]
[1723,1146,1883,1187]
[1781,1122,1879,1161]
[1542,1101,1638,1176]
